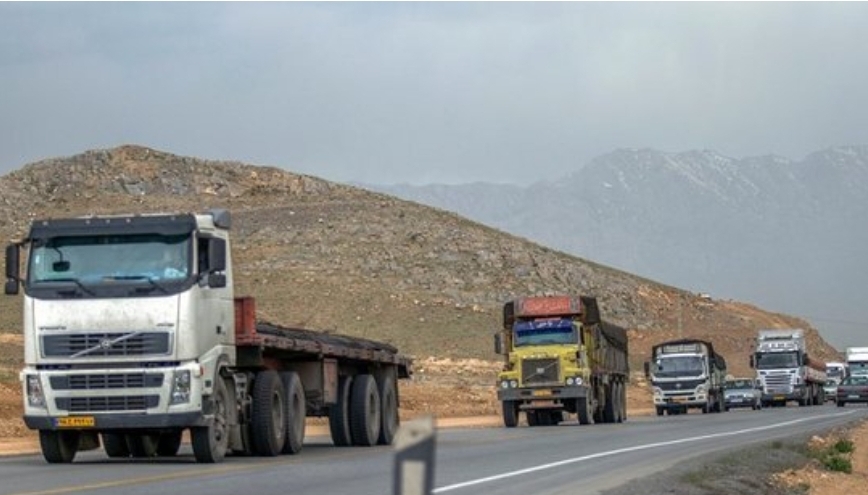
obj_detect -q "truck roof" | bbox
[652,338,726,369]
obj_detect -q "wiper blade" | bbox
[41,277,96,296]
[105,274,169,294]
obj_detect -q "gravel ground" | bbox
[600,434,817,495]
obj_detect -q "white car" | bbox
[724,378,762,411]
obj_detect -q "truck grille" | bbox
[56,395,159,412]
[50,373,164,390]
[521,358,560,386]
[657,379,704,392]
[42,332,171,358]
[763,372,794,393]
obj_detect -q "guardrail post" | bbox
[392,415,436,495]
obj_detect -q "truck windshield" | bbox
[653,356,704,378]
[849,362,868,375]
[755,352,799,369]
[513,319,576,347]
[28,234,192,286]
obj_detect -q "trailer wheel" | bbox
[526,410,539,427]
[349,374,381,446]
[603,385,616,423]
[251,370,287,456]
[614,382,625,423]
[620,381,628,422]
[329,376,353,446]
[279,371,306,455]
[577,398,593,425]
[39,430,79,463]
[192,377,230,463]
[502,401,519,428]
[102,433,129,458]
[127,433,159,457]
[157,430,183,456]
[655,407,664,417]
[377,376,399,444]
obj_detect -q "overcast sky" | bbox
[1,2,867,186]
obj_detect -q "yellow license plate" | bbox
[673,397,687,403]
[56,416,95,428]
[532,389,551,397]
[774,395,785,401]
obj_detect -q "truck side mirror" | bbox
[749,355,755,369]
[494,333,504,355]
[643,361,650,378]
[208,238,227,272]
[5,244,19,295]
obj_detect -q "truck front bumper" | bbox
[497,385,587,403]
[24,411,208,431]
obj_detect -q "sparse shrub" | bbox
[833,439,855,454]
[771,440,784,449]
[823,454,852,473]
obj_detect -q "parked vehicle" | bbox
[723,378,762,411]
[495,295,629,427]
[5,210,412,464]
[751,329,826,407]
[836,375,868,407]
[644,339,727,416]
[846,348,868,378]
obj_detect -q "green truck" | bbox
[495,295,629,427]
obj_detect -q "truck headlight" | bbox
[509,380,518,388]
[653,387,663,397]
[565,377,583,386]
[170,370,191,405]
[696,385,707,395]
[26,375,46,408]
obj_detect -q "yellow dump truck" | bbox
[494,295,629,427]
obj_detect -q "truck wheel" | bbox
[536,410,553,426]
[603,385,616,423]
[102,433,130,458]
[527,410,540,426]
[502,401,519,428]
[157,430,183,456]
[39,430,79,464]
[192,377,230,463]
[251,370,287,456]
[613,382,624,423]
[377,375,399,445]
[578,399,593,424]
[329,376,353,446]
[619,382,628,422]
[349,374,381,446]
[279,371,306,455]
[655,407,664,417]
[127,433,159,457]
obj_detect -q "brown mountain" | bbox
[0,145,841,378]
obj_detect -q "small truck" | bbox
[5,209,411,463]
[494,295,629,427]
[645,339,727,415]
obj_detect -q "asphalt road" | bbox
[1,405,866,495]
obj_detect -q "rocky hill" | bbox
[0,145,842,377]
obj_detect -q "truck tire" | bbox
[502,401,519,427]
[251,370,287,456]
[614,382,625,423]
[279,371,306,455]
[192,377,230,463]
[157,430,183,456]
[102,433,129,458]
[127,433,159,457]
[656,406,664,417]
[603,385,616,423]
[377,375,399,445]
[349,374,381,447]
[526,410,539,426]
[329,376,353,446]
[578,398,593,425]
[619,382,628,422]
[39,430,79,463]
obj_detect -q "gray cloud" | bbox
[1,2,867,184]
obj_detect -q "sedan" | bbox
[836,376,868,407]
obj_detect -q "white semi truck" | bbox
[846,347,868,378]
[751,329,825,407]
[5,210,411,463]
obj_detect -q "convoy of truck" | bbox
[4,210,411,463]
[644,339,727,415]
[0,207,851,466]
[751,329,826,407]
[494,295,629,427]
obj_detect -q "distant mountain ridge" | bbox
[369,146,868,349]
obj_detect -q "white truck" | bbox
[825,361,848,384]
[846,347,868,378]
[5,210,411,463]
[751,329,825,407]
[644,339,727,416]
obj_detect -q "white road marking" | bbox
[433,411,857,493]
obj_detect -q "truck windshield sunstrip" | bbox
[513,319,576,347]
